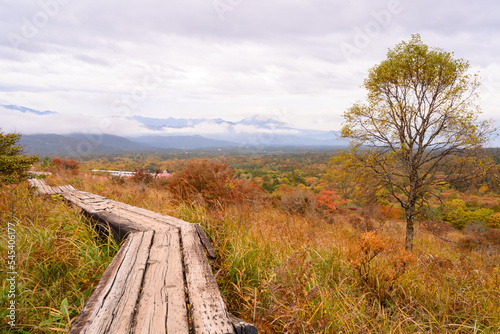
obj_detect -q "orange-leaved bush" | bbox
[315,189,347,215]
[168,158,264,208]
[347,231,415,305]
[50,157,80,173]
[379,204,403,220]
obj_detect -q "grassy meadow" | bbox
[2,152,500,333]
[0,182,119,333]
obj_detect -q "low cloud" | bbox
[1,107,302,138]
[1,107,147,136]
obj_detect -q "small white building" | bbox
[92,170,135,177]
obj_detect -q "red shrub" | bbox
[168,159,264,208]
[316,190,347,215]
[51,157,80,173]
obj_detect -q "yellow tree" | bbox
[341,35,496,250]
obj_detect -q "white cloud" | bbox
[0,107,147,136]
[0,0,499,135]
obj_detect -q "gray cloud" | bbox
[0,0,499,136]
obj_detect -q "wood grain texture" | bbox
[134,229,189,334]
[195,223,216,259]
[80,230,154,333]
[181,225,235,334]
[67,233,134,334]
[28,179,56,195]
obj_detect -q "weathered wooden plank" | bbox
[134,229,189,334]
[28,179,56,195]
[115,204,187,229]
[68,233,134,334]
[181,225,235,334]
[81,230,154,333]
[61,192,99,214]
[87,210,145,241]
[58,185,76,192]
[195,223,216,259]
[109,206,175,233]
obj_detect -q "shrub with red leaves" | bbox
[316,190,347,215]
[51,157,80,173]
[168,159,264,208]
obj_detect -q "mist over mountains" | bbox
[6,105,347,155]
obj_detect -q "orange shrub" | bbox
[488,213,500,228]
[347,231,415,305]
[316,190,347,215]
[168,158,264,208]
[379,204,403,220]
[279,188,315,215]
[51,157,80,173]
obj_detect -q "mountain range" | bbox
[5,104,347,155]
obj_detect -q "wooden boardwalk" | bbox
[28,179,257,334]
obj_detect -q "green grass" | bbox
[0,182,119,333]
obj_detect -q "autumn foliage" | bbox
[316,189,347,215]
[347,231,415,304]
[130,169,154,185]
[51,157,80,173]
[168,159,264,208]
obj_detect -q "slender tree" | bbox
[0,131,39,185]
[340,35,496,250]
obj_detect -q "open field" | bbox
[2,151,500,333]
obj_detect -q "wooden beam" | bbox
[68,233,134,334]
[181,225,235,334]
[77,231,154,333]
[134,229,190,334]
[195,223,216,259]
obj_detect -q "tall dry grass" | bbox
[0,181,119,333]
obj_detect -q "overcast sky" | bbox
[1,0,499,136]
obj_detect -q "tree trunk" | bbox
[405,173,419,251]
[405,210,414,251]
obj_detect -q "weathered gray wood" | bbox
[115,204,186,229]
[28,179,56,195]
[59,185,76,192]
[86,210,144,241]
[68,233,134,334]
[82,230,154,333]
[134,229,189,334]
[181,225,235,334]
[110,205,174,232]
[195,223,216,259]
[61,191,99,214]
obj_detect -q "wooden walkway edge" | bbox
[28,179,257,334]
